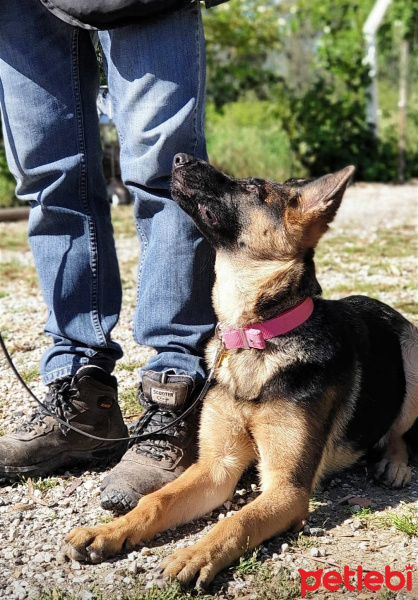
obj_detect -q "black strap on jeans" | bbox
[0,331,216,442]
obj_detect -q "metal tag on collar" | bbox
[209,338,227,374]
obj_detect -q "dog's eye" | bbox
[245,184,258,194]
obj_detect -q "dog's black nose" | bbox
[173,153,193,168]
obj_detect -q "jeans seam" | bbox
[133,214,148,341]
[192,2,202,157]
[71,29,107,348]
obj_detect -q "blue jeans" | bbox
[0,0,215,384]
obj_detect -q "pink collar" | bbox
[218,298,314,350]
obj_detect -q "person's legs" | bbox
[0,1,123,382]
[99,1,215,383]
[0,0,127,477]
[98,3,216,511]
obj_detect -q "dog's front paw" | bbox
[374,458,411,489]
[161,544,223,588]
[63,524,134,564]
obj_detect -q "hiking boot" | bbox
[0,366,128,479]
[100,370,202,513]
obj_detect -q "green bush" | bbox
[206,95,418,182]
[206,101,304,181]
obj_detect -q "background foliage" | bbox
[1,0,417,206]
[204,0,418,181]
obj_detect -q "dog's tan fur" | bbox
[64,384,315,585]
[63,163,418,587]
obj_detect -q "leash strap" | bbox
[0,331,218,442]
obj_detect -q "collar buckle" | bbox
[218,297,314,351]
[238,328,250,349]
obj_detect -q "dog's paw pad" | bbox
[161,546,220,588]
[63,525,126,564]
[374,458,411,489]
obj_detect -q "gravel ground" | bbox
[0,182,417,600]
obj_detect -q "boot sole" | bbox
[100,486,140,513]
[0,440,128,480]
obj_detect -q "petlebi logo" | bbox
[299,563,414,596]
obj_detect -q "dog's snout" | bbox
[173,153,193,169]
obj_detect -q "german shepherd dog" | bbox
[64,154,418,587]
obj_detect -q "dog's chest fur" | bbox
[206,335,309,402]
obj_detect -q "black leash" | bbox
[0,331,217,442]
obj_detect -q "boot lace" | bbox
[129,403,190,462]
[18,379,79,436]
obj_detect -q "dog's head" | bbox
[172,154,354,253]
[171,154,355,325]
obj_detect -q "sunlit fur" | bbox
[64,158,418,588]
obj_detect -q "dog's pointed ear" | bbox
[300,166,355,216]
[295,166,355,248]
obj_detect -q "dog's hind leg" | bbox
[374,430,411,488]
[374,323,418,489]
[63,386,256,564]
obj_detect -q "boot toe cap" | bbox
[100,483,140,513]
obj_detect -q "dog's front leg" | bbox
[161,401,318,587]
[63,387,256,563]
[62,462,236,564]
[160,477,310,587]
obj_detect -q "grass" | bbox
[119,387,141,418]
[117,360,146,373]
[308,495,326,510]
[38,581,216,600]
[0,227,29,251]
[254,567,303,600]
[315,224,417,324]
[19,366,40,384]
[318,226,417,260]
[394,302,418,315]
[290,533,317,550]
[111,206,137,239]
[0,262,37,285]
[206,102,302,181]
[29,477,60,492]
[12,475,54,491]
[233,547,265,576]
[37,565,304,600]
[348,506,378,529]
[316,227,417,271]
[376,591,398,600]
[386,504,418,537]
[39,586,105,600]
[97,514,115,524]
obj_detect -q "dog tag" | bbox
[217,351,230,368]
